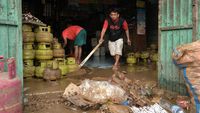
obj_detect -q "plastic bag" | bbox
[79,79,127,104]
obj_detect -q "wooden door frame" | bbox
[193,0,198,41]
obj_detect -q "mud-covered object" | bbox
[63,83,81,98]
[79,79,127,104]
[100,104,132,113]
[64,95,98,111]
[43,68,61,81]
[63,83,98,110]
[172,40,200,67]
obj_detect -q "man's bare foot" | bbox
[77,60,81,65]
[112,65,118,70]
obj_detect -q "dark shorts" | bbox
[74,29,87,46]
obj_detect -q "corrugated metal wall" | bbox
[158,0,193,94]
[0,0,23,81]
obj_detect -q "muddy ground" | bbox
[24,64,157,113]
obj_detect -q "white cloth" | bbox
[108,38,123,56]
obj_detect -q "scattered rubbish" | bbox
[62,71,161,111]
[159,98,185,113]
[171,105,185,113]
[100,104,132,113]
[130,103,168,113]
[176,96,190,110]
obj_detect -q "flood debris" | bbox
[99,104,132,113]
[130,103,168,113]
[62,71,170,112]
[43,68,61,81]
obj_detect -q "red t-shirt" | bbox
[102,19,128,30]
[62,26,83,40]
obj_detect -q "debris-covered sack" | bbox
[79,79,127,104]
[172,40,200,66]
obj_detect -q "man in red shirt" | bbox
[99,8,131,70]
[62,25,87,64]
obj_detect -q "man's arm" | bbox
[125,29,131,46]
[123,20,131,46]
[99,20,108,43]
[63,38,67,48]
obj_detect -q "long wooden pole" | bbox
[79,41,103,68]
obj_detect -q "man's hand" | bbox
[127,39,131,46]
[63,39,67,48]
[99,39,104,44]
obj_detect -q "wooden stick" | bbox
[79,41,103,68]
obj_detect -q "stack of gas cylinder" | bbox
[0,57,22,113]
[22,24,78,79]
[53,39,67,76]
[22,24,36,78]
[34,26,54,78]
[126,43,158,65]
[53,39,78,76]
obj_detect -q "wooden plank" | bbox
[0,20,17,26]
[160,25,193,31]
[192,0,198,41]
[79,41,103,68]
[16,0,23,81]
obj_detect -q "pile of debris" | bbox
[22,13,46,26]
[62,71,168,113]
